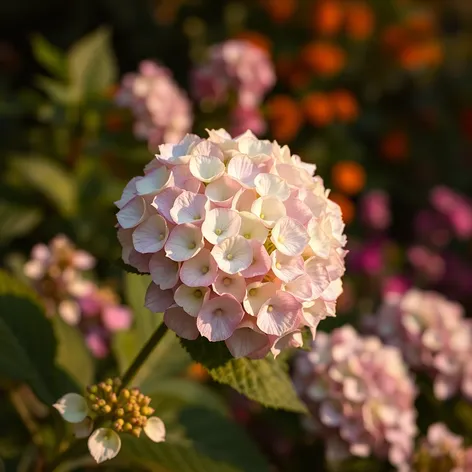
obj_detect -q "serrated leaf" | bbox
[180,337,307,413]
[115,437,240,472]
[10,156,77,217]
[0,201,42,244]
[31,35,67,78]
[0,270,57,404]
[180,407,271,472]
[67,27,117,101]
[52,318,94,389]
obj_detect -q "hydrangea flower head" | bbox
[414,423,472,472]
[369,289,472,401]
[293,326,417,470]
[116,129,347,358]
[116,60,192,148]
[54,378,165,464]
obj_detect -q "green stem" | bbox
[120,322,168,389]
[45,322,169,472]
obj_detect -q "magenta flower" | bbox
[359,190,391,231]
[115,129,347,358]
[370,289,472,401]
[116,60,192,148]
[293,326,417,470]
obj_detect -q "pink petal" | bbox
[149,252,180,289]
[240,241,271,278]
[116,197,147,229]
[132,215,168,253]
[151,187,183,222]
[225,326,270,358]
[102,305,132,331]
[180,248,218,287]
[164,306,199,340]
[213,271,246,302]
[144,282,174,312]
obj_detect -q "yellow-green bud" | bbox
[116,408,124,417]
[102,405,112,414]
[106,378,114,386]
[131,427,142,438]
[91,404,99,412]
[121,389,130,400]
[88,394,97,402]
[123,422,132,432]
[98,399,106,407]
[87,385,98,394]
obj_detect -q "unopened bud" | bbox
[123,422,132,432]
[109,393,118,403]
[121,389,130,400]
[102,405,112,414]
[116,408,124,417]
[131,388,139,397]
[87,385,98,394]
[113,378,122,387]
[98,399,106,407]
[91,404,99,412]
[106,378,114,386]
[131,427,142,438]
[88,394,97,402]
[98,382,107,390]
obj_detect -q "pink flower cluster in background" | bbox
[414,423,472,471]
[115,129,347,358]
[24,235,131,358]
[116,60,193,149]
[359,190,391,231]
[192,40,275,136]
[369,289,472,401]
[293,326,417,470]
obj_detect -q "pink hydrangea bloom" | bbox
[115,129,347,358]
[116,60,193,149]
[414,423,472,471]
[293,326,417,470]
[24,235,95,323]
[359,190,391,231]
[370,289,472,401]
[192,40,275,108]
[430,186,472,240]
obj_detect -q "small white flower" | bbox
[53,393,88,424]
[88,428,122,464]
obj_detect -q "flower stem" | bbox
[120,322,168,389]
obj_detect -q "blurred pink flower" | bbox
[192,40,275,108]
[230,106,266,137]
[360,190,391,230]
[293,326,417,470]
[407,245,445,282]
[371,289,472,401]
[414,423,472,471]
[116,60,193,149]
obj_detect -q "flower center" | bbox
[193,215,201,220]
[226,253,233,260]
[188,242,196,249]
[223,277,231,286]
[260,213,265,219]
[159,233,165,241]
[215,228,222,236]
[214,309,223,316]
[244,233,251,239]
[249,288,257,296]
[267,305,274,313]
[194,289,203,298]
[201,265,209,274]
[276,262,282,269]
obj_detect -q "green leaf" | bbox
[115,437,240,472]
[180,407,271,472]
[0,201,42,244]
[31,35,67,78]
[0,270,57,403]
[180,337,306,412]
[35,76,72,104]
[10,156,77,217]
[52,318,94,389]
[113,274,191,388]
[67,27,117,101]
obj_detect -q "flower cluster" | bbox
[24,235,131,358]
[192,41,275,136]
[54,378,165,463]
[293,326,417,470]
[368,289,472,401]
[414,423,472,472]
[116,129,347,358]
[116,60,192,149]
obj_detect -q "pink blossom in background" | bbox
[407,245,445,282]
[293,326,417,470]
[192,40,275,108]
[430,186,472,240]
[414,209,451,247]
[382,275,410,299]
[115,129,347,358]
[414,423,472,471]
[230,106,266,137]
[359,190,391,231]
[348,239,384,275]
[116,60,193,149]
[369,289,472,401]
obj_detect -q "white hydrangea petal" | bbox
[227,154,259,187]
[322,279,343,301]
[211,235,253,274]
[257,291,302,336]
[132,215,168,253]
[254,173,290,201]
[179,248,218,287]
[172,165,202,193]
[284,274,314,301]
[53,393,88,423]
[251,196,286,228]
[189,154,225,183]
[276,163,312,188]
[226,326,270,358]
[145,282,174,312]
[152,187,183,222]
[174,285,210,316]
[284,195,313,225]
[144,416,166,443]
[170,191,209,224]
[205,175,241,207]
[271,251,305,283]
[149,252,179,290]
[116,197,147,229]
[115,177,139,209]
[271,330,303,358]
[201,208,241,244]
[213,272,246,302]
[165,224,204,261]
[271,216,309,256]
[240,241,271,278]
[305,257,331,298]
[231,188,258,211]
[164,305,199,339]
[243,281,278,316]
[88,428,121,464]
[136,166,173,195]
[238,212,269,243]
[191,140,224,161]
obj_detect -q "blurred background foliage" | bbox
[1,0,472,471]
